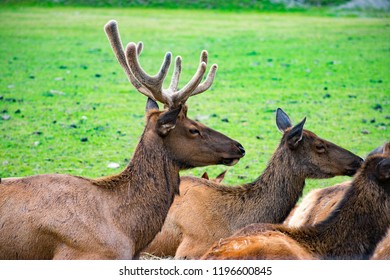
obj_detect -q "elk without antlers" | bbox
[0,20,245,260]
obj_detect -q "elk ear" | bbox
[146,98,159,112]
[383,142,390,155]
[276,108,292,133]
[156,105,182,136]
[201,172,209,180]
[287,117,306,149]
[376,158,390,182]
[181,105,188,117]
[367,146,384,157]
[215,170,227,183]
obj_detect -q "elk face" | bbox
[276,108,363,178]
[299,132,363,178]
[147,103,245,169]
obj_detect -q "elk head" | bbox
[364,142,390,191]
[104,20,245,168]
[276,108,363,178]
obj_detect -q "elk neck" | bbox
[283,171,390,259]
[222,145,306,230]
[92,129,181,253]
[249,146,306,222]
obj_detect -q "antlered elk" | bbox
[0,20,245,260]
[284,143,389,228]
[143,108,363,259]
[202,146,390,260]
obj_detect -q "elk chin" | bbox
[344,158,364,176]
[221,158,240,166]
[344,168,358,177]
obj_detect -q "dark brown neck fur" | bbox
[244,145,305,224]
[92,129,180,255]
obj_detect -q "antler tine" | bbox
[125,42,172,103]
[136,41,143,56]
[191,63,218,96]
[104,20,153,99]
[169,50,213,106]
[200,49,208,64]
[169,56,182,92]
[171,61,207,106]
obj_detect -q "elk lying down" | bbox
[142,108,363,259]
[202,146,390,260]
[0,20,245,260]
[284,143,390,228]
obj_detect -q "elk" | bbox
[0,20,245,260]
[284,143,389,227]
[142,108,363,259]
[202,146,390,260]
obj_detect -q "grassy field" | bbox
[0,6,389,195]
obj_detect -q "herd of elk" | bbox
[202,144,390,260]
[143,108,363,259]
[0,20,245,260]
[1,19,386,261]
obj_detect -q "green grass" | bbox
[1,0,288,10]
[0,6,389,196]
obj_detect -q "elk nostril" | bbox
[237,144,245,156]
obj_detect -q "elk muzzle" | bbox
[344,157,364,176]
[220,142,245,166]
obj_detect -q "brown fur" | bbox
[140,170,227,258]
[202,147,390,260]
[371,227,390,260]
[284,181,350,227]
[143,109,363,259]
[203,231,315,260]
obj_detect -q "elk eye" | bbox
[316,144,326,153]
[189,128,200,135]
